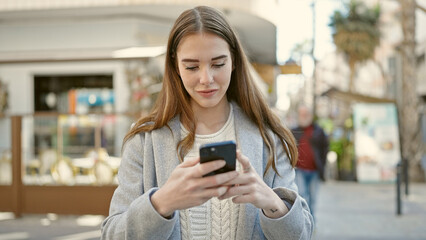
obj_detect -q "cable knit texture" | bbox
[180,104,240,240]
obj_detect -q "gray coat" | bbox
[101,103,314,239]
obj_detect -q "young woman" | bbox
[101,6,313,240]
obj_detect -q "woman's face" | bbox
[176,32,233,110]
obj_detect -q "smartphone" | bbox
[199,140,236,177]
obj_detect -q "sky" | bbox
[277,0,344,64]
[275,0,345,112]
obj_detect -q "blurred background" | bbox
[0,0,425,239]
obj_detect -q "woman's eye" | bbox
[213,63,225,68]
[185,66,198,71]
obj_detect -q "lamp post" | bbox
[311,0,317,119]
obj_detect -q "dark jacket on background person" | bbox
[292,124,329,181]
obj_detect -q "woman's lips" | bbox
[197,89,218,97]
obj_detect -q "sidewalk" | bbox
[314,182,426,240]
[0,214,102,240]
[0,182,425,239]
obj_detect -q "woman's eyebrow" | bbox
[211,55,227,61]
[181,55,228,63]
[181,58,198,62]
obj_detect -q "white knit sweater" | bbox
[180,104,240,240]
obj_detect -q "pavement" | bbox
[314,182,426,240]
[0,214,102,240]
[0,181,425,240]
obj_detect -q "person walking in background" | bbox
[101,6,313,240]
[292,104,329,219]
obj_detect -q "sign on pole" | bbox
[353,103,401,182]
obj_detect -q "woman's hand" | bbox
[219,151,289,219]
[151,157,238,218]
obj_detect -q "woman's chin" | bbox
[192,98,226,109]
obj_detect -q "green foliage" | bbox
[317,118,334,135]
[290,39,312,62]
[329,0,381,64]
[328,115,356,177]
[330,137,354,171]
[329,139,344,159]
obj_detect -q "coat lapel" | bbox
[151,116,182,186]
[233,103,264,240]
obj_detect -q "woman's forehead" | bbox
[176,32,230,59]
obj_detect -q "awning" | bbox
[321,87,395,103]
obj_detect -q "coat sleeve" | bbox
[259,136,314,240]
[101,134,178,240]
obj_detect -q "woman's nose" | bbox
[199,68,213,85]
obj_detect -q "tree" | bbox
[397,0,423,181]
[328,0,381,180]
[329,0,381,92]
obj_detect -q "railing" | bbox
[0,113,135,217]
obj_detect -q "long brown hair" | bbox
[123,6,298,175]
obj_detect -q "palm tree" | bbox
[328,0,381,180]
[329,0,381,92]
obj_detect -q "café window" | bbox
[25,74,125,185]
[34,74,114,114]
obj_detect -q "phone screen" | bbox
[199,141,236,177]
